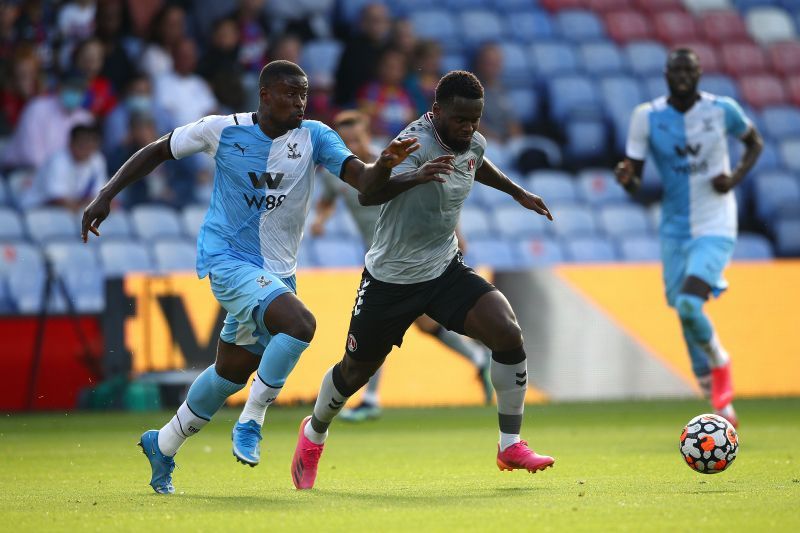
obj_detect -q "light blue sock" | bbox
[675,293,713,381]
[187,365,246,420]
[256,333,310,387]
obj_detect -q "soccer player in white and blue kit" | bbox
[615,49,763,427]
[80,61,422,494]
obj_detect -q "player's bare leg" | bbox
[463,291,554,474]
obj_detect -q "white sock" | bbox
[158,402,208,457]
[303,421,328,445]
[701,335,730,368]
[499,431,521,452]
[238,375,282,425]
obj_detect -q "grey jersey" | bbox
[319,167,380,247]
[365,113,486,284]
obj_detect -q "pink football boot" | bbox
[291,416,325,490]
[497,441,555,473]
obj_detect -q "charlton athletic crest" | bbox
[467,158,476,170]
[347,333,358,352]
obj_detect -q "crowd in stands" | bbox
[1,0,800,314]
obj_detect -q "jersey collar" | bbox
[424,112,455,153]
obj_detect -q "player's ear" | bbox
[432,101,441,118]
[259,85,269,107]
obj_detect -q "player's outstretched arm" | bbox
[81,133,173,242]
[475,157,553,220]
[358,155,454,206]
[614,158,645,194]
[711,126,763,193]
[342,137,420,195]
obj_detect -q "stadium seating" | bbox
[529,42,580,77]
[507,88,540,124]
[699,74,741,99]
[733,232,775,259]
[312,238,365,267]
[6,266,67,314]
[604,11,653,43]
[753,171,800,221]
[618,235,661,261]
[774,218,800,256]
[465,238,520,269]
[24,207,79,244]
[153,239,197,273]
[679,42,722,73]
[410,10,458,48]
[739,75,787,108]
[498,43,534,85]
[44,242,98,276]
[577,169,630,204]
[778,137,800,171]
[686,0,734,14]
[299,40,343,79]
[515,238,566,266]
[652,10,701,45]
[99,241,154,276]
[760,105,800,138]
[598,204,652,237]
[492,204,552,239]
[549,203,599,237]
[745,7,797,44]
[460,205,496,239]
[61,267,104,313]
[564,236,618,262]
[565,116,608,160]
[547,75,600,121]
[504,10,557,43]
[528,171,579,202]
[624,41,668,76]
[768,41,800,76]
[87,210,133,240]
[633,0,684,12]
[719,42,770,76]
[131,205,184,240]
[580,42,628,75]
[326,209,362,240]
[459,10,505,47]
[555,10,607,42]
[698,9,750,44]
[0,208,24,240]
[181,204,206,240]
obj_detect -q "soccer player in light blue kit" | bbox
[80,61,427,494]
[615,49,763,427]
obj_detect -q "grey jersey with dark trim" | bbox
[365,113,486,284]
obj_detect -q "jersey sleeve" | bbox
[169,115,225,159]
[625,104,651,160]
[717,96,752,138]
[309,121,355,178]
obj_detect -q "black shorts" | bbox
[345,253,496,362]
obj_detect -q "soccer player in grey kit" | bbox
[290,71,556,489]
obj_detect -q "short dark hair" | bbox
[667,47,699,66]
[258,60,307,88]
[435,70,484,105]
[69,123,99,142]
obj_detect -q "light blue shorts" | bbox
[661,236,735,308]
[209,259,297,355]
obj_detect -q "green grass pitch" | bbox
[1,399,798,532]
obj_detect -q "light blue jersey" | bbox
[626,92,751,240]
[169,112,355,278]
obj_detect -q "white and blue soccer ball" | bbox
[680,414,738,474]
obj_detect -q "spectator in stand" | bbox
[103,73,170,158]
[94,0,135,93]
[390,19,416,59]
[14,0,58,71]
[198,17,245,114]
[1,74,93,169]
[57,0,95,42]
[357,47,416,139]
[334,2,391,107]
[232,0,270,74]
[72,37,116,118]
[473,42,523,143]
[405,40,443,116]
[0,44,43,136]
[0,1,21,65]
[268,33,302,65]
[154,36,217,127]
[24,123,106,211]
[140,4,186,78]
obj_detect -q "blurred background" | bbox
[0,0,798,412]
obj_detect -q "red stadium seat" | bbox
[785,76,800,107]
[699,10,750,45]
[739,75,787,109]
[588,0,633,12]
[677,42,721,73]
[652,10,701,45]
[719,42,770,76]
[769,41,800,77]
[540,0,585,11]
[604,10,653,43]
[632,0,683,12]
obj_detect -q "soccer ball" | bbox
[679,413,738,474]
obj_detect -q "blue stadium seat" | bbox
[577,169,629,205]
[618,235,661,262]
[499,42,534,85]
[0,178,9,206]
[580,42,628,76]
[492,204,551,239]
[7,266,67,314]
[507,88,540,124]
[565,116,608,161]
[643,74,667,101]
[733,233,774,260]
[44,242,99,277]
[61,266,105,313]
[625,41,668,76]
[600,75,644,152]
[549,203,598,237]
[338,0,382,23]
[460,205,496,239]
[299,40,343,78]
[0,275,11,313]
[131,205,184,240]
[24,207,79,243]
[505,10,555,43]
[760,106,800,139]
[754,172,800,221]
[516,238,565,266]
[774,218,800,256]
[444,0,489,7]
[473,182,518,206]
[465,238,520,269]
[564,236,618,262]
[527,172,579,202]
[313,238,365,267]
[410,10,459,49]
[530,42,580,78]
[459,10,505,47]
[297,241,317,268]
[699,74,741,100]
[547,75,600,121]
[0,242,43,276]
[75,210,132,240]
[181,204,206,240]
[556,10,606,42]
[99,241,154,276]
[0,207,24,240]
[597,204,651,237]
[153,239,197,273]
[779,137,800,172]
[441,53,468,73]
[326,208,363,240]
[750,141,781,173]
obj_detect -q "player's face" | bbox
[665,53,701,99]
[434,97,483,153]
[264,75,308,130]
